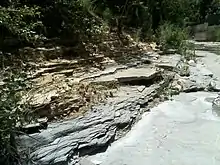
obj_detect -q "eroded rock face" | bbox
[18,84,163,165]
[19,50,205,165]
[17,50,170,165]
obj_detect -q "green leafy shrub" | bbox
[39,0,98,40]
[0,0,211,52]
[0,6,43,44]
[0,0,101,53]
[0,70,31,165]
[158,23,188,51]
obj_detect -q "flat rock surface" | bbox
[155,54,181,69]
[90,67,159,83]
[115,67,159,83]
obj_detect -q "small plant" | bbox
[179,41,196,60]
[158,23,188,51]
[133,28,142,42]
[158,22,196,60]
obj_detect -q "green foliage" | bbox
[0,5,43,43]
[157,23,196,60]
[39,0,98,39]
[89,0,206,41]
[0,0,217,50]
[0,0,101,52]
[161,0,194,25]
[158,23,188,51]
[0,70,31,164]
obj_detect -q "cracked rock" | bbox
[17,85,160,165]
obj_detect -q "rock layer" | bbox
[18,42,220,165]
[18,83,163,165]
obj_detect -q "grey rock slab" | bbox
[182,49,220,92]
[78,52,163,83]
[115,68,159,83]
[92,67,159,84]
[137,86,146,92]
[74,65,128,83]
[18,85,159,165]
[155,54,181,70]
[88,92,220,165]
